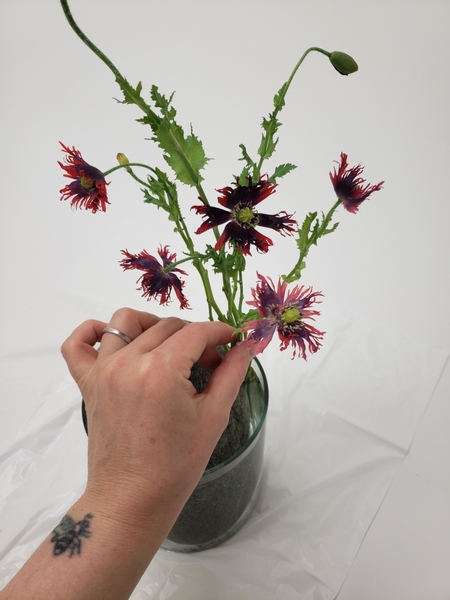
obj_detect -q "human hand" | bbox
[0,310,253,600]
[61,308,253,534]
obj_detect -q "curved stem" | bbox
[60,0,160,126]
[103,162,160,177]
[256,46,331,176]
[60,0,122,80]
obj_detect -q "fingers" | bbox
[126,316,190,356]
[158,321,235,364]
[98,308,161,357]
[61,319,107,384]
[61,308,163,385]
[206,342,253,412]
[196,344,223,374]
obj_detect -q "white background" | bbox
[1,1,450,598]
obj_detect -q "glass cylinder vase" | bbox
[161,358,269,553]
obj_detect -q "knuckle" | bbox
[101,355,127,388]
[60,335,76,358]
[111,307,136,322]
[164,316,186,327]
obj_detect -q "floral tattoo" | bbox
[50,513,93,557]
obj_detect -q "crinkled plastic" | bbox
[0,292,447,599]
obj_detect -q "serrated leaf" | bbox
[155,120,210,187]
[115,77,143,105]
[142,168,179,224]
[261,114,281,134]
[238,144,255,168]
[296,212,318,252]
[142,188,169,212]
[150,85,177,121]
[322,221,340,236]
[282,263,305,283]
[257,132,278,160]
[269,163,297,183]
[115,77,160,131]
[238,166,250,186]
[257,113,282,160]
[240,308,260,324]
[273,83,288,110]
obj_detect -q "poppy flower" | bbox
[58,142,109,213]
[192,175,296,255]
[242,273,324,359]
[119,246,189,309]
[330,152,384,213]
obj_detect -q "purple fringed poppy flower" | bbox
[58,142,109,213]
[242,273,324,359]
[120,246,189,309]
[330,152,384,213]
[192,175,296,255]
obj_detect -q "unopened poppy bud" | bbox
[117,152,132,173]
[329,51,358,76]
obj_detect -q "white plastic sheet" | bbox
[0,292,447,599]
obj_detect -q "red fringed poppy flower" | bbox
[120,246,189,309]
[192,175,296,255]
[58,142,109,213]
[241,273,324,359]
[330,152,384,213]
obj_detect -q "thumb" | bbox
[205,343,253,412]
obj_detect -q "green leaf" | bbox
[269,163,297,183]
[322,221,339,236]
[203,245,246,276]
[142,167,179,222]
[143,187,169,212]
[150,85,177,121]
[115,77,143,104]
[239,308,260,324]
[238,144,255,169]
[257,114,282,160]
[237,166,250,186]
[296,212,318,253]
[155,120,210,187]
[282,263,305,283]
[273,83,288,110]
[115,77,161,131]
[257,132,278,160]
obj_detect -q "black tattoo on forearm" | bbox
[50,513,93,557]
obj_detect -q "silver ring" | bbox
[102,327,132,345]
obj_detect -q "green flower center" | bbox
[236,207,254,224]
[283,308,300,324]
[80,176,95,190]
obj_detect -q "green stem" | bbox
[103,162,159,177]
[169,195,226,323]
[60,0,122,79]
[238,265,245,316]
[60,0,159,127]
[255,46,331,177]
[285,198,341,282]
[103,163,161,191]
[162,253,201,272]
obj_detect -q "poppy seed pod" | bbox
[329,51,359,75]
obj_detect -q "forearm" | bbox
[0,489,179,600]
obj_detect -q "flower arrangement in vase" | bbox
[58,0,384,551]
